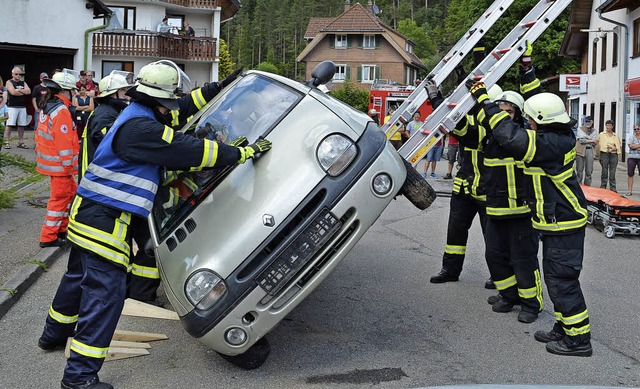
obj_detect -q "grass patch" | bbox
[26,260,48,271]
[0,153,38,174]
[0,190,16,208]
[0,153,45,209]
[0,288,18,296]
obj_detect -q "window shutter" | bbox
[346,66,351,81]
[347,35,352,48]
[358,35,363,48]
[329,35,335,48]
[375,35,380,48]
[356,66,362,82]
[375,66,381,80]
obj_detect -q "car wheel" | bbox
[217,337,271,370]
[399,159,437,210]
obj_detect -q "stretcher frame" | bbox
[581,185,640,239]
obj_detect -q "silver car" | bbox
[148,62,434,369]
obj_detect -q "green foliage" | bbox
[0,153,42,209]
[331,82,370,112]
[26,260,48,271]
[218,39,236,79]
[397,19,436,60]
[254,61,280,74]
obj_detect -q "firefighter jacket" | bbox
[168,82,222,128]
[35,95,79,177]
[520,66,542,100]
[451,114,487,202]
[79,98,128,182]
[491,116,588,234]
[70,101,241,270]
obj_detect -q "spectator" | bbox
[405,111,423,144]
[383,106,404,150]
[73,85,94,139]
[368,108,379,125]
[423,129,444,178]
[32,72,50,123]
[0,81,7,136]
[444,134,459,179]
[183,21,195,37]
[76,70,98,97]
[626,124,640,196]
[597,119,621,192]
[4,67,31,149]
[575,116,598,186]
[157,17,171,33]
[0,76,6,110]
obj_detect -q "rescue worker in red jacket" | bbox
[470,88,592,357]
[38,60,272,389]
[35,69,81,247]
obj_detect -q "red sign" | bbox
[625,77,640,99]
[566,76,581,86]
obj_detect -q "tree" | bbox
[218,39,236,79]
[331,82,370,112]
[254,61,280,74]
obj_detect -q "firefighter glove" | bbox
[466,79,489,104]
[219,66,244,89]
[425,76,439,100]
[237,137,272,164]
[230,135,248,148]
[520,40,533,69]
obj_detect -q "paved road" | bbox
[0,191,639,388]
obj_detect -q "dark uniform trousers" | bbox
[41,246,126,383]
[441,191,487,276]
[128,217,160,302]
[485,216,543,314]
[541,228,590,344]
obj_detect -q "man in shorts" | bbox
[444,135,459,179]
[4,67,31,149]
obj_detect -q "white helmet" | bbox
[44,69,79,90]
[98,70,135,98]
[487,84,503,102]
[494,90,524,112]
[369,108,378,115]
[135,60,192,110]
[523,92,571,125]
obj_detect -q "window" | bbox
[611,102,617,127]
[590,103,595,127]
[612,33,618,67]
[335,35,347,49]
[363,35,376,49]
[334,64,347,82]
[634,18,640,57]
[361,65,377,83]
[601,35,607,71]
[108,6,136,30]
[599,103,605,133]
[570,99,579,122]
[405,42,413,54]
[592,41,597,74]
[102,61,134,78]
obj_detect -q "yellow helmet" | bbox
[135,60,192,109]
[98,70,135,98]
[523,93,571,125]
[44,69,80,90]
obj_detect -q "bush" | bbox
[330,82,370,113]
[253,62,280,75]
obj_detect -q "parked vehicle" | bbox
[149,61,435,369]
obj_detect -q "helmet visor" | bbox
[150,60,192,97]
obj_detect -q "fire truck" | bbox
[368,79,433,121]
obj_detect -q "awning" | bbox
[624,77,640,100]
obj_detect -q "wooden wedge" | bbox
[121,298,179,320]
[105,347,150,362]
[112,329,168,342]
[110,340,151,349]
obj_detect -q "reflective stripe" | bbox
[45,220,63,227]
[131,263,160,279]
[67,229,130,268]
[161,126,174,144]
[87,164,158,194]
[81,179,154,214]
[191,139,219,170]
[171,110,180,127]
[37,151,61,162]
[444,244,466,255]
[59,149,74,156]
[68,217,130,254]
[191,88,206,109]
[484,157,515,167]
[47,210,68,217]
[36,163,65,172]
[517,270,543,310]
[564,324,591,336]
[488,111,508,129]
[70,339,109,359]
[563,148,577,165]
[556,309,589,325]
[48,306,78,324]
[494,275,517,290]
[523,130,536,163]
[37,128,54,139]
[486,205,530,217]
[521,79,541,95]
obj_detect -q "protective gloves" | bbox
[218,66,244,89]
[229,136,248,148]
[425,76,439,101]
[237,137,272,164]
[520,40,533,71]
[465,80,507,131]
[465,79,489,105]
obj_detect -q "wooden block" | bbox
[110,340,151,349]
[112,329,168,342]
[121,298,179,320]
[105,347,150,362]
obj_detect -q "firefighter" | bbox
[383,105,404,150]
[38,60,273,389]
[474,90,592,357]
[36,69,81,248]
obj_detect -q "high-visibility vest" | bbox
[35,96,78,177]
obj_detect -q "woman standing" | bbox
[597,119,621,192]
[626,125,640,196]
[73,85,94,139]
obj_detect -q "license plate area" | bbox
[257,209,341,296]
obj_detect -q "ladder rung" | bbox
[447,102,458,107]
[522,20,537,27]
[497,47,511,53]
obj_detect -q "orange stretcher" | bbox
[580,185,640,239]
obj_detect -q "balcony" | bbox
[93,31,217,62]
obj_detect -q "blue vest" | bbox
[77,102,160,217]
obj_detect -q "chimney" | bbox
[344,0,351,12]
[367,0,374,14]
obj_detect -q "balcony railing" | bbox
[93,31,217,62]
[165,0,217,7]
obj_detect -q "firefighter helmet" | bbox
[523,92,571,125]
[487,84,503,102]
[44,69,79,91]
[369,108,378,115]
[98,71,135,98]
[494,90,524,112]
[135,60,192,109]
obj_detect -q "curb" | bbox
[0,245,68,320]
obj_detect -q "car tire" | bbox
[399,159,437,210]
[217,337,271,370]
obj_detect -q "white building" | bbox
[561,0,640,159]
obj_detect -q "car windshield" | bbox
[152,73,302,240]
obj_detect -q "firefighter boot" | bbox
[546,339,593,357]
[534,329,564,343]
[61,377,113,389]
[429,269,459,283]
[517,310,538,323]
[491,297,515,313]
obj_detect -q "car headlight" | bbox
[317,134,357,176]
[372,173,393,196]
[185,270,227,310]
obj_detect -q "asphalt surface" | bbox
[1,135,639,388]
